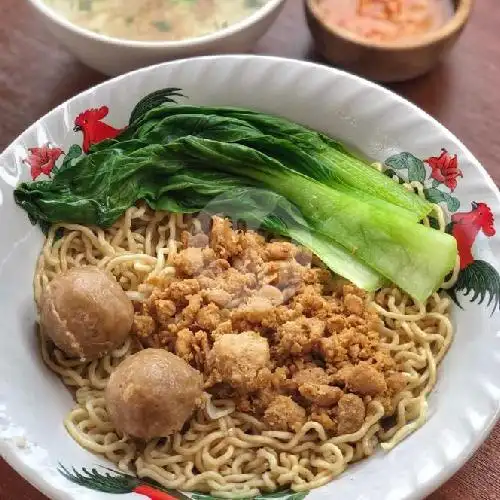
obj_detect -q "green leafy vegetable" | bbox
[14,104,457,301]
[121,105,433,220]
[120,112,416,221]
[15,141,183,227]
[15,141,383,291]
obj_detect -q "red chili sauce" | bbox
[314,0,454,43]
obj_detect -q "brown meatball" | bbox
[105,349,203,439]
[39,267,133,360]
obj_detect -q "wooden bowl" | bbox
[305,0,474,82]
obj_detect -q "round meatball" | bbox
[106,349,203,439]
[208,331,270,391]
[39,266,133,360]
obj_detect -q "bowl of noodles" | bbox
[0,55,499,500]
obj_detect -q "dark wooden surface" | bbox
[1,1,499,499]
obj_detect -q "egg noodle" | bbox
[34,181,458,497]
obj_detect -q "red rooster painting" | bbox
[73,88,184,154]
[447,202,500,314]
[385,147,499,314]
[74,106,123,153]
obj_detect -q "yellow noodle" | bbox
[36,199,456,495]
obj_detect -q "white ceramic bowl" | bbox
[25,0,286,76]
[1,56,499,500]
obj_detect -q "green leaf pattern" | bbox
[385,152,426,183]
[423,188,460,212]
[384,152,460,213]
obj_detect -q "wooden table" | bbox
[1,1,499,499]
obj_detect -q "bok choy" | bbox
[119,105,433,221]
[14,144,384,291]
[14,103,457,302]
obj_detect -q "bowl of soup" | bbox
[305,0,473,82]
[26,0,286,76]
